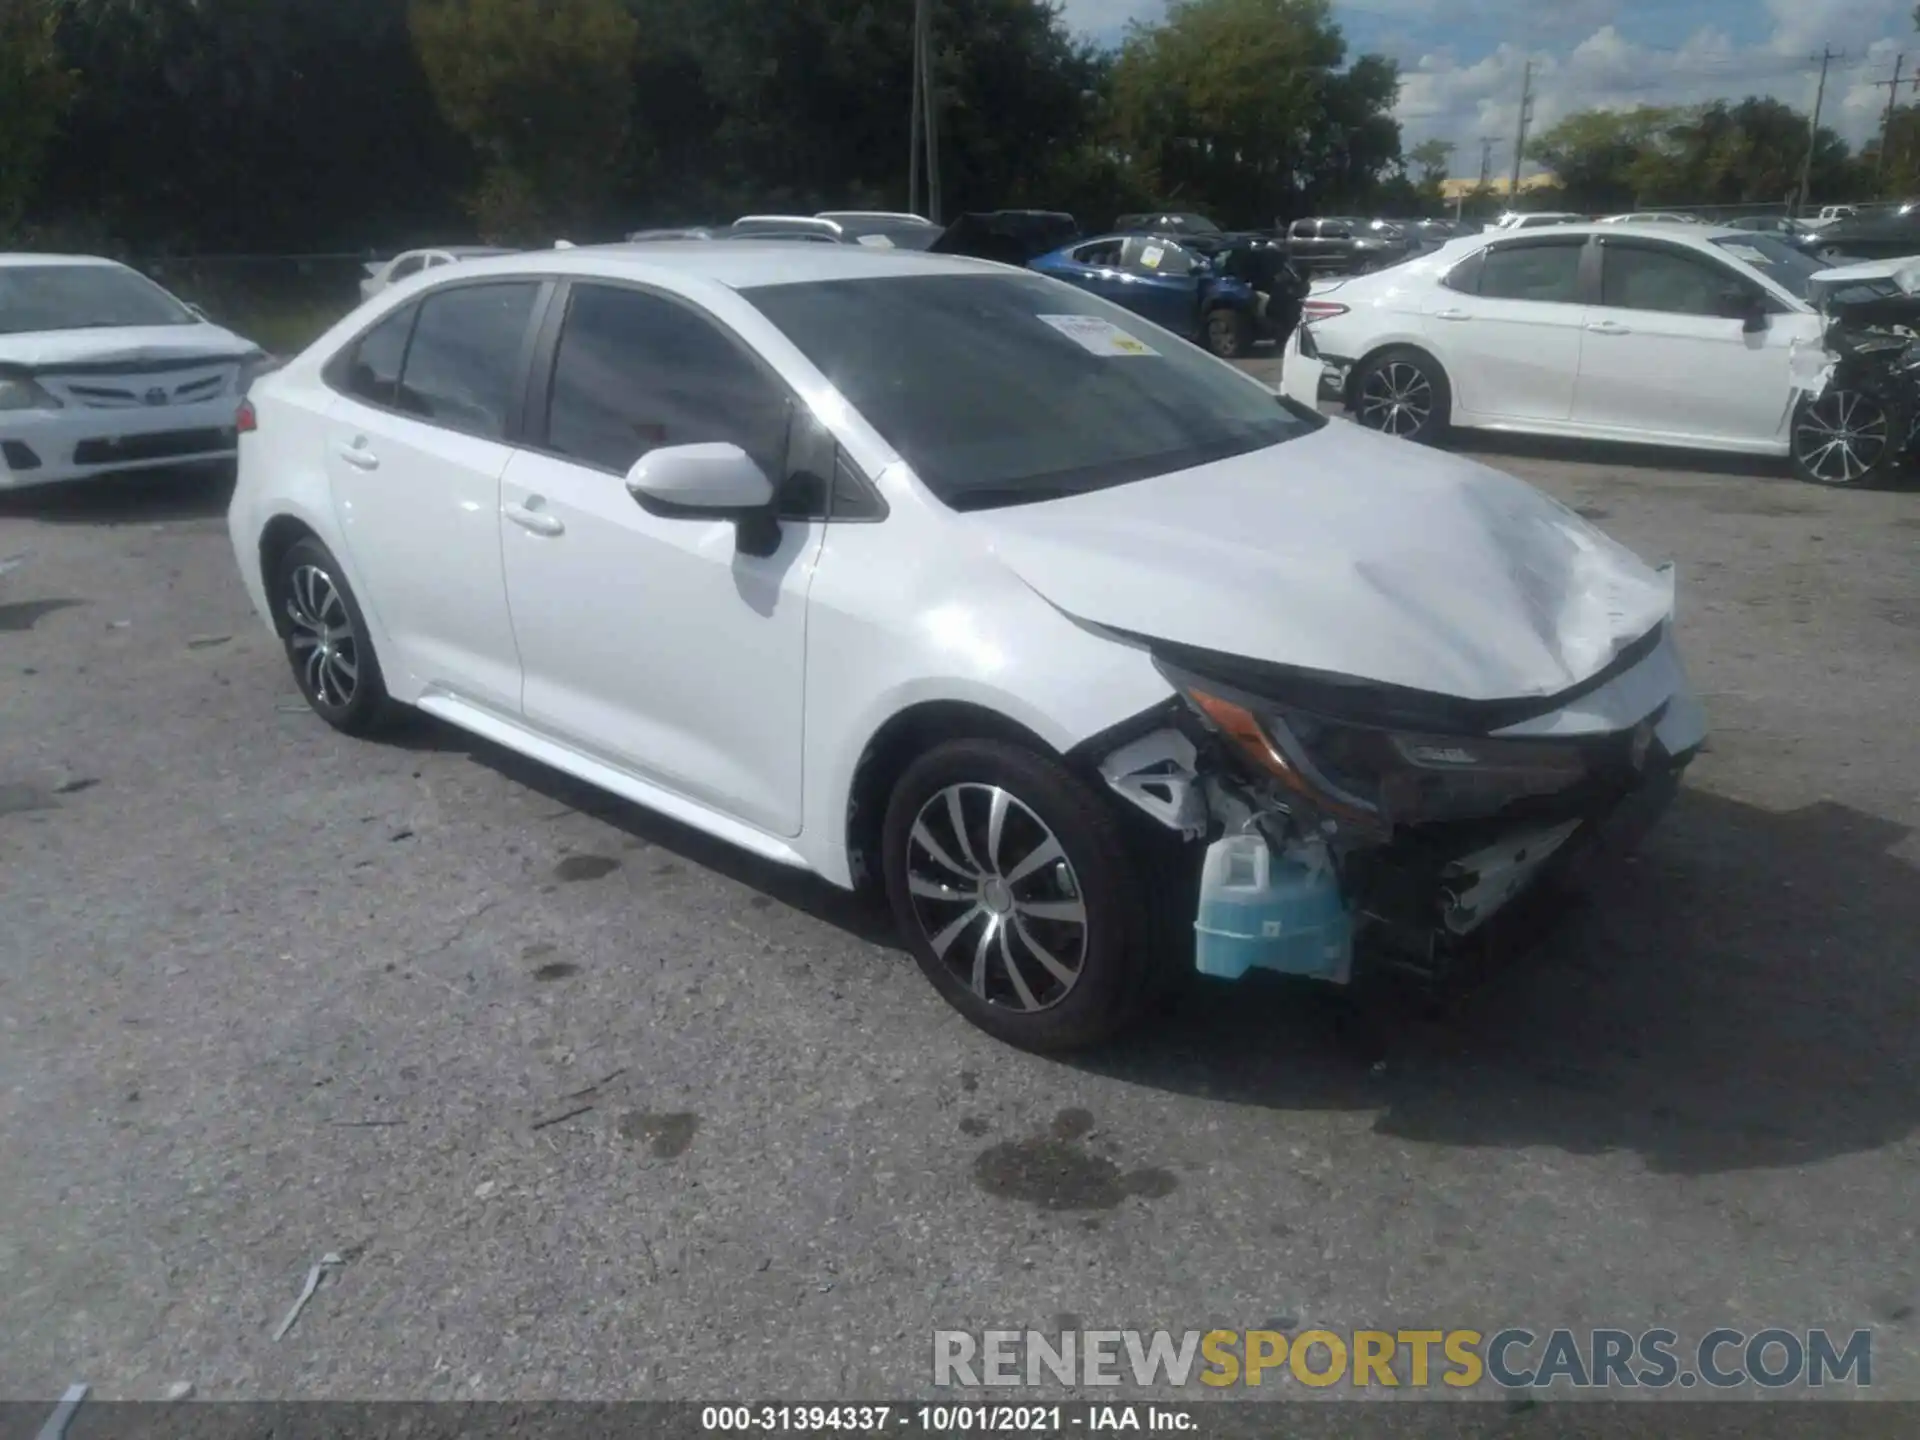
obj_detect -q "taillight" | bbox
[1300,300,1350,324]
[236,399,257,434]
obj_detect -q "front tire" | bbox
[1352,347,1451,444]
[272,536,392,734]
[1790,388,1899,488]
[881,739,1156,1052]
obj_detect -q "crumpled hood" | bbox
[0,323,258,370]
[963,420,1676,703]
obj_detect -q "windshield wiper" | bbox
[946,482,1102,511]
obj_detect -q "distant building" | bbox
[1438,173,1562,200]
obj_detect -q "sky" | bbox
[1057,0,1916,179]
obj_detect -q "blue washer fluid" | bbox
[1193,832,1353,982]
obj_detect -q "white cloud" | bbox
[1397,0,1911,180]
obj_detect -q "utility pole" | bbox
[908,0,924,217]
[1795,47,1841,215]
[1873,53,1907,179]
[907,0,941,222]
[1507,62,1534,206]
[1477,136,1501,190]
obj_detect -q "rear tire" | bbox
[1203,306,1253,359]
[881,739,1157,1052]
[1351,347,1451,445]
[1790,388,1900,488]
[272,536,392,735]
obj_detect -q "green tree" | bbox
[0,0,78,237]
[410,0,639,242]
[1409,138,1453,190]
[40,0,464,253]
[1108,0,1400,227]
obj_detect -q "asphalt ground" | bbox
[3,391,1918,1406]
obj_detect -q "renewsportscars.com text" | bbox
[932,1327,1872,1391]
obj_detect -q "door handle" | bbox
[1433,308,1472,321]
[1586,320,1630,335]
[334,441,379,471]
[504,500,565,537]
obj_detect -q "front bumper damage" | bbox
[1092,628,1706,987]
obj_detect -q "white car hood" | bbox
[964,421,1676,703]
[1808,256,1920,291]
[0,323,257,369]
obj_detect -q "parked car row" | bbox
[1278,221,1920,488]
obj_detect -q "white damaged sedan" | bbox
[227,242,1705,1050]
[1,254,274,490]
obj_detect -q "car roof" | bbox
[0,253,125,270]
[1476,221,1741,244]
[440,240,1011,290]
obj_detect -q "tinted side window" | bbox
[544,283,789,476]
[1121,237,1194,276]
[389,255,427,281]
[1074,240,1122,266]
[1440,249,1485,295]
[1288,220,1314,239]
[393,282,539,439]
[333,303,417,407]
[1320,221,1351,239]
[1478,241,1584,303]
[1600,244,1738,316]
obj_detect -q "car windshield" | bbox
[0,264,196,334]
[1710,234,1824,300]
[744,272,1322,511]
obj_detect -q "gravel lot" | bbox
[3,398,1919,1404]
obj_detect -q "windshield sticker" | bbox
[1037,314,1159,356]
[1719,243,1770,265]
[1140,244,1166,269]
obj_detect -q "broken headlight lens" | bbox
[1184,688,1589,826]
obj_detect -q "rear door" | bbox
[1113,237,1202,334]
[1421,235,1588,421]
[320,280,544,712]
[1571,236,1799,445]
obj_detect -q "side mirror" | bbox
[1717,287,1768,332]
[624,442,781,556]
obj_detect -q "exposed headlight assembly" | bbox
[1178,683,1589,830]
[0,369,61,412]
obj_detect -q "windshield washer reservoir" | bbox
[1194,832,1353,983]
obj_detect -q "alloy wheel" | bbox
[285,563,360,707]
[1357,360,1433,437]
[1795,390,1889,486]
[904,783,1088,1013]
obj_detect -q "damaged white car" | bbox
[228,245,1705,1051]
[1,254,276,490]
[1279,224,1919,488]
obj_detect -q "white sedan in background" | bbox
[227,242,1702,1051]
[1279,222,1908,486]
[360,246,516,301]
[1,254,274,490]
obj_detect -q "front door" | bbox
[498,281,820,838]
[1572,237,1808,446]
[321,281,541,712]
